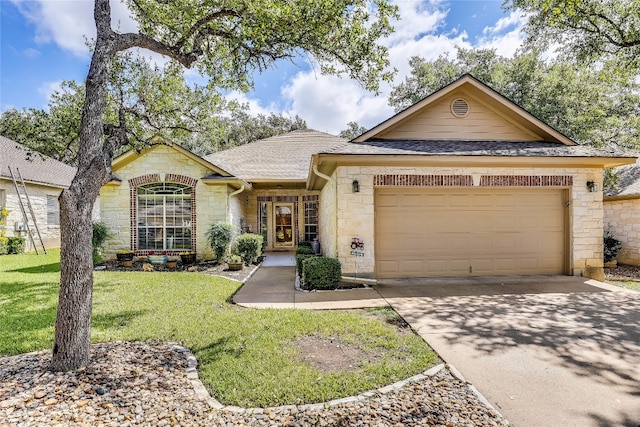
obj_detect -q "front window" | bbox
[137,182,192,250]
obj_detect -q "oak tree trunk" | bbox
[50,0,115,371]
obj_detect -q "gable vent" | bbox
[451,98,469,118]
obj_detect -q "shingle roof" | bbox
[204,130,348,180]
[0,135,76,188]
[321,139,629,158]
[606,158,640,197]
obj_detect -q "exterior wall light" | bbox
[587,181,598,193]
[352,179,360,193]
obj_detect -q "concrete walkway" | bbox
[233,252,388,309]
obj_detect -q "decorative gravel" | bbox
[0,341,507,426]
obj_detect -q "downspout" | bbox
[229,184,245,197]
[312,164,338,258]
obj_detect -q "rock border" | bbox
[174,343,507,424]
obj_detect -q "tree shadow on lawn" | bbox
[7,263,61,274]
[92,310,150,331]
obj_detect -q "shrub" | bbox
[235,233,264,265]
[302,256,341,290]
[604,230,622,262]
[7,237,25,254]
[296,253,317,279]
[206,222,237,262]
[298,240,313,249]
[295,245,315,255]
[92,222,110,265]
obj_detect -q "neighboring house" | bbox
[0,136,77,250]
[603,160,640,265]
[100,75,635,279]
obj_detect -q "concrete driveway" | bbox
[376,276,640,427]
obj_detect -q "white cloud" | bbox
[37,80,63,105]
[281,73,393,134]
[11,0,136,58]
[477,12,527,57]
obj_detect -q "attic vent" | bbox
[451,98,469,118]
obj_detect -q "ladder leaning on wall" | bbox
[8,166,47,255]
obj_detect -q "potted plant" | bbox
[179,251,197,265]
[226,254,243,271]
[147,250,168,266]
[117,250,135,267]
[166,256,179,269]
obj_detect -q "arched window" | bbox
[137,182,192,250]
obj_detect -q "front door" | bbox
[274,203,295,249]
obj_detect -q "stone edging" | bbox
[174,343,507,422]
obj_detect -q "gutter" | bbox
[312,164,335,184]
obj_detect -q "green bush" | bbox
[295,245,315,255]
[298,240,313,249]
[302,256,342,290]
[92,222,110,265]
[235,233,264,265]
[296,253,317,279]
[604,230,622,262]
[7,237,25,255]
[206,222,237,262]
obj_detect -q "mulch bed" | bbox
[100,259,259,283]
[604,264,640,281]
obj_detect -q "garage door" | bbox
[375,188,567,278]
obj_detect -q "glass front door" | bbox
[274,204,294,248]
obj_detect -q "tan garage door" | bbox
[375,188,567,278]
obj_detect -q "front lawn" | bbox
[0,250,438,407]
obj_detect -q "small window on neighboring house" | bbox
[47,195,60,226]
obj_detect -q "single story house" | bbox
[604,160,640,265]
[0,135,77,250]
[100,74,635,280]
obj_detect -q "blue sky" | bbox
[0,1,526,133]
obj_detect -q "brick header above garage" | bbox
[374,175,473,186]
[374,174,573,187]
[480,175,573,187]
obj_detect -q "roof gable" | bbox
[112,141,232,177]
[0,135,76,188]
[353,74,575,146]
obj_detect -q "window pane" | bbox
[47,195,59,226]
[137,182,192,250]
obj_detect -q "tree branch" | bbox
[114,32,199,68]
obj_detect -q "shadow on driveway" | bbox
[376,276,640,427]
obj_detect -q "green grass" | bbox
[0,249,438,407]
[605,279,640,292]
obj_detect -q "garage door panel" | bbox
[375,188,567,278]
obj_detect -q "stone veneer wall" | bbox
[318,171,337,258]
[100,145,228,260]
[604,198,640,265]
[332,165,604,278]
[0,180,69,250]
